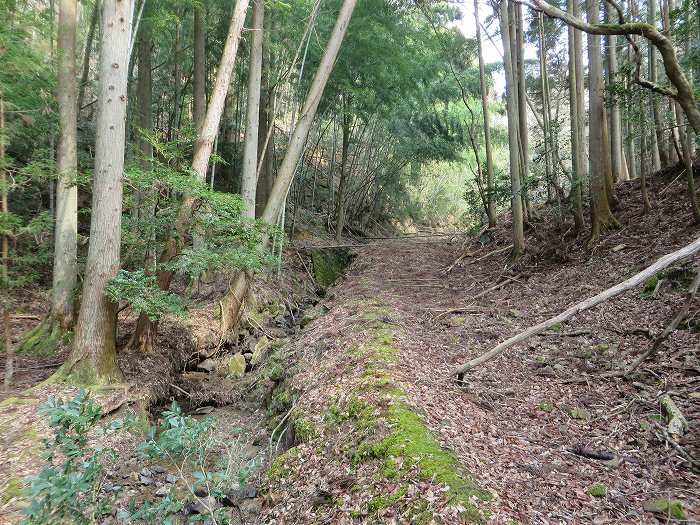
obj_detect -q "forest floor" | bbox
[1,168,699,524]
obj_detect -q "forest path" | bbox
[321,227,699,522]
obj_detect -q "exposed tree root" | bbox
[17,316,70,356]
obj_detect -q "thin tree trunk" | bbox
[241,0,264,218]
[538,13,553,202]
[568,0,585,232]
[221,0,358,334]
[77,0,99,112]
[193,3,206,130]
[474,0,496,227]
[52,0,79,330]
[61,0,131,384]
[500,0,525,258]
[3,308,12,389]
[648,0,665,169]
[588,0,619,243]
[514,2,530,222]
[0,96,6,284]
[606,1,627,181]
[335,103,351,242]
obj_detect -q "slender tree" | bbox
[567,0,585,232]
[193,3,206,130]
[52,0,79,329]
[241,0,264,218]
[587,0,619,242]
[60,0,132,383]
[498,0,525,257]
[474,0,496,227]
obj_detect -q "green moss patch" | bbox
[310,248,353,289]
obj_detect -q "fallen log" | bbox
[453,236,700,376]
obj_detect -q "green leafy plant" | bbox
[105,269,185,320]
[23,390,116,525]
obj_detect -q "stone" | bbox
[151,465,166,474]
[244,352,253,362]
[251,336,271,365]
[227,484,258,501]
[239,498,262,517]
[140,467,153,478]
[223,354,246,379]
[300,305,329,328]
[139,475,154,486]
[197,358,217,373]
[166,474,178,484]
[154,485,170,497]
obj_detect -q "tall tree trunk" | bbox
[335,104,351,241]
[137,15,153,167]
[130,0,251,351]
[241,0,264,218]
[648,0,665,169]
[52,0,79,329]
[221,0,358,334]
[474,0,496,227]
[0,96,6,284]
[77,0,99,113]
[500,0,525,258]
[255,54,274,218]
[61,0,131,384]
[605,1,627,181]
[567,0,585,232]
[514,2,530,222]
[193,3,206,130]
[538,13,553,201]
[587,0,619,243]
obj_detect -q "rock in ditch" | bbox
[222,354,246,379]
[197,358,217,373]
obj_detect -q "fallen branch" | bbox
[453,236,700,376]
[625,268,699,376]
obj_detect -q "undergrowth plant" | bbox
[23,389,116,525]
[24,393,261,525]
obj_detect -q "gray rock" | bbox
[154,486,170,497]
[244,352,254,362]
[139,475,154,486]
[151,465,166,474]
[197,358,217,372]
[166,474,178,484]
[140,467,153,478]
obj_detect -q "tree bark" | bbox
[241,0,264,218]
[0,96,6,284]
[606,1,627,181]
[62,0,131,384]
[335,103,351,241]
[474,0,496,228]
[77,0,99,113]
[3,308,12,389]
[587,0,618,242]
[647,0,665,169]
[514,2,530,221]
[453,235,700,375]
[220,0,358,334]
[567,0,585,232]
[193,3,206,130]
[255,53,274,218]
[500,0,525,258]
[52,0,79,329]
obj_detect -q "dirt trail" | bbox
[323,223,698,521]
